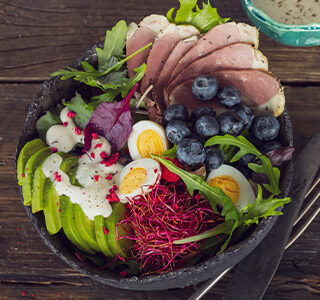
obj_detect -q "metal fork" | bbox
[189,172,320,300]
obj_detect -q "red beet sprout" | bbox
[119,182,223,275]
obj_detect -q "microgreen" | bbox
[167,0,229,33]
[152,155,240,252]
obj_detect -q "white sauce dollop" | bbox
[42,107,123,220]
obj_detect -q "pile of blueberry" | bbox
[163,75,282,171]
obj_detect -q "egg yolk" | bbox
[137,129,165,158]
[208,176,240,203]
[119,167,147,194]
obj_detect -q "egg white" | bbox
[206,164,256,211]
[128,120,169,160]
[116,158,161,203]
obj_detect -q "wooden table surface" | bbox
[0,0,319,299]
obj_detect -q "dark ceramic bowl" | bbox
[16,42,294,291]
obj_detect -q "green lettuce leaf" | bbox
[152,154,240,252]
[162,144,177,158]
[36,105,63,140]
[205,135,281,195]
[63,93,92,129]
[240,185,291,226]
[96,20,127,70]
[167,0,229,33]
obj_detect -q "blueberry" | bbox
[205,146,224,171]
[218,86,242,108]
[194,115,219,139]
[165,120,191,144]
[190,106,216,124]
[192,75,219,101]
[177,138,206,166]
[190,130,206,145]
[231,104,255,130]
[163,104,188,125]
[261,140,283,154]
[253,115,280,141]
[218,112,244,136]
[238,153,256,167]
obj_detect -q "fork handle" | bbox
[222,133,320,300]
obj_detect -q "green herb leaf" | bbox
[63,93,93,129]
[166,0,229,33]
[96,20,127,70]
[241,185,291,225]
[152,155,240,252]
[36,105,63,140]
[205,135,281,195]
[162,144,177,158]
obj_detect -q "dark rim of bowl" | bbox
[16,41,294,291]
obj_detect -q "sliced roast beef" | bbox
[167,22,259,86]
[164,43,268,100]
[140,24,199,93]
[152,35,199,104]
[126,15,169,78]
[168,70,285,117]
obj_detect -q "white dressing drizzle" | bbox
[43,107,123,220]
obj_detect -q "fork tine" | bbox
[293,174,320,226]
[286,203,320,249]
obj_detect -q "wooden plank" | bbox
[0,0,320,82]
[0,82,319,298]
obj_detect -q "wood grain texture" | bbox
[0,0,320,82]
[0,0,320,298]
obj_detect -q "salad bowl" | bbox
[17,39,294,290]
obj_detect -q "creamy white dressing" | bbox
[46,107,84,153]
[43,107,123,220]
[252,0,320,25]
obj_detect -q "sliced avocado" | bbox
[43,179,62,235]
[73,204,100,252]
[59,196,95,255]
[17,138,46,185]
[94,215,114,258]
[105,202,133,258]
[31,164,46,213]
[22,147,51,206]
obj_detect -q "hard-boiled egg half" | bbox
[206,164,256,211]
[128,120,169,160]
[116,158,161,203]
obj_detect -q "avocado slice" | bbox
[94,215,114,258]
[22,147,51,206]
[31,164,46,213]
[59,196,95,254]
[17,138,46,186]
[73,204,100,252]
[43,179,62,235]
[105,202,133,258]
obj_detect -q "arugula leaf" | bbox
[96,20,127,69]
[36,105,63,140]
[152,155,240,252]
[205,135,281,195]
[63,93,92,129]
[162,144,177,158]
[167,0,229,33]
[240,185,291,226]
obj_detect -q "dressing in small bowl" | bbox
[241,0,320,46]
